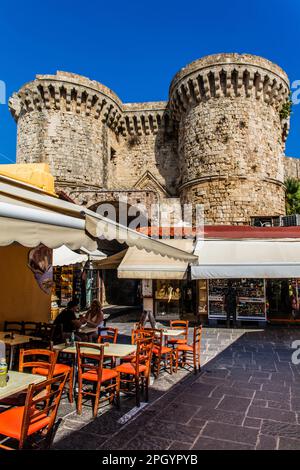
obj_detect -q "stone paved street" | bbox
[50,324,300,451]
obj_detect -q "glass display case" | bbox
[208,279,266,321]
[154,280,181,320]
[236,279,266,320]
[208,279,227,319]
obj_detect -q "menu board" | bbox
[208,279,266,320]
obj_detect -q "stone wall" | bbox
[284,156,300,180]
[169,53,289,224]
[9,54,294,225]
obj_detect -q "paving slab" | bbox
[32,324,300,451]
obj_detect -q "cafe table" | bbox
[53,342,137,401]
[54,342,136,358]
[161,329,185,337]
[0,332,41,369]
[0,371,45,401]
[78,326,98,335]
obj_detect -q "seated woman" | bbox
[81,299,105,342]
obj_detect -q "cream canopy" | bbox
[191,239,300,278]
[117,239,194,279]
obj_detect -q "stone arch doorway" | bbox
[88,200,145,310]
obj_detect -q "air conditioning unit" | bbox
[280,215,300,226]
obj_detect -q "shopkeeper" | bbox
[224,280,237,328]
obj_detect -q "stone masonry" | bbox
[8,53,298,225]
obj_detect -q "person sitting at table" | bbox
[54,299,85,341]
[82,299,105,342]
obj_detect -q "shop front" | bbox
[117,239,197,322]
[192,232,300,325]
[51,245,106,319]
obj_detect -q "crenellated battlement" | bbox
[9,72,173,137]
[9,72,124,134]
[169,54,290,121]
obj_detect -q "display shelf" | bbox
[208,279,266,320]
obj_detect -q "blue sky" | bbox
[0,0,299,164]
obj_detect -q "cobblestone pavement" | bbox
[51,325,300,451]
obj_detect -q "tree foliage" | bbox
[285,178,300,214]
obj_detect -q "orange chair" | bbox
[167,320,189,346]
[122,328,153,363]
[98,327,119,368]
[97,327,118,344]
[175,325,202,374]
[19,348,56,379]
[0,373,68,450]
[115,336,153,407]
[143,328,173,377]
[20,348,74,403]
[76,342,120,418]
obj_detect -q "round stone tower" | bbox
[9,71,124,192]
[169,53,290,224]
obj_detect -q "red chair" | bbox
[167,320,189,346]
[76,342,120,418]
[0,373,68,450]
[115,336,153,406]
[20,348,74,403]
[175,326,202,374]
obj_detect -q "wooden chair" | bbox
[20,348,74,403]
[97,327,118,344]
[98,327,119,367]
[4,321,23,334]
[23,322,40,336]
[175,325,202,374]
[76,342,120,418]
[0,373,68,450]
[143,328,173,378]
[167,320,189,346]
[115,336,154,407]
[121,328,153,363]
[19,348,56,379]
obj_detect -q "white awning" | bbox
[118,239,194,279]
[85,215,197,262]
[0,176,97,251]
[191,239,300,279]
[0,201,97,251]
[0,174,197,261]
[53,245,88,267]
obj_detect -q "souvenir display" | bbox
[208,279,266,320]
